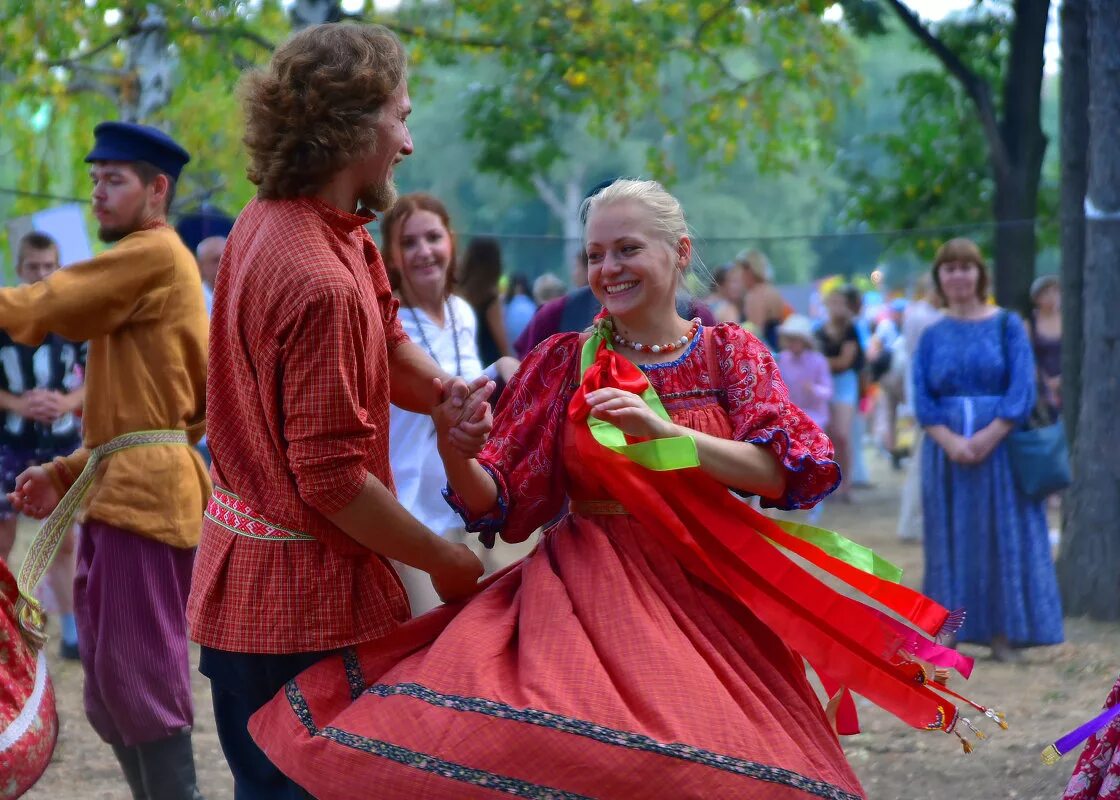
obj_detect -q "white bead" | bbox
[633,343,642,350]
[651,344,661,354]
[679,336,688,345]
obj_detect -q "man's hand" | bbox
[430,542,485,603]
[433,376,495,458]
[9,466,62,519]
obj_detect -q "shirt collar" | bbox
[301,196,377,232]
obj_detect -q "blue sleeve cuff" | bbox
[745,428,841,511]
[442,463,508,549]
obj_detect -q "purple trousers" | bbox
[75,520,196,746]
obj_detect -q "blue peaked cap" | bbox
[85,122,191,180]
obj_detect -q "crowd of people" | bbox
[0,19,1115,800]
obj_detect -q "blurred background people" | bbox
[531,273,566,306]
[777,314,833,522]
[503,273,537,346]
[196,235,226,316]
[459,236,514,365]
[0,231,85,660]
[816,287,863,504]
[738,249,787,350]
[897,275,942,542]
[705,264,746,324]
[1028,274,1062,424]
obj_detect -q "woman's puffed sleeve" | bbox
[444,333,580,545]
[713,324,841,510]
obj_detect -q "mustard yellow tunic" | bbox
[0,226,210,547]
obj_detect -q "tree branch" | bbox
[186,21,275,52]
[67,73,121,103]
[529,174,567,218]
[693,0,740,46]
[46,26,140,68]
[48,60,129,78]
[884,0,1011,179]
[389,23,536,53]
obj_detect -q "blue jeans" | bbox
[199,647,333,799]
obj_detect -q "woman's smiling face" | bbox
[585,201,683,324]
[398,209,453,301]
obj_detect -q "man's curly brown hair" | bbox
[241,23,407,199]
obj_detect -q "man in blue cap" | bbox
[4,121,210,800]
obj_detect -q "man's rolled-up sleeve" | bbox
[279,288,377,514]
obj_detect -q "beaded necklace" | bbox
[611,317,701,355]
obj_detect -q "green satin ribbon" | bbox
[579,319,904,584]
[580,323,700,472]
[770,519,903,583]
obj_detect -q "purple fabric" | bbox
[1057,704,1120,756]
[776,349,833,430]
[514,296,565,358]
[75,520,196,746]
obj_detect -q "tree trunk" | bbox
[1059,0,1089,445]
[122,6,176,124]
[991,170,1041,315]
[989,0,1051,316]
[1058,0,1120,621]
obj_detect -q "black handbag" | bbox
[999,312,1071,500]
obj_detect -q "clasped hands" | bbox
[943,427,1001,465]
[431,374,496,457]
[12,389,76,424]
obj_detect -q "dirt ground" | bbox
[16,456,1119,800]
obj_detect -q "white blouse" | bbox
[389,295,485,535]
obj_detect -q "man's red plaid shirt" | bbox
[187,197,411,653]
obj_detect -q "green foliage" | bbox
[388,0,859,187]
[0,1,292,272]
[837,6,1058,263]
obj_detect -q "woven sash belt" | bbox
[205,486,316,543]
[570,500,630,516]
[16,429,191,650]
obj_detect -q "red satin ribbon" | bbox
[569,341,961,733]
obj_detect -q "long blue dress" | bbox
[913,311,1063,646]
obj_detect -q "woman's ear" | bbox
[677,236,692,270]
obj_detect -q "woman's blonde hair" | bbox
[580,179,690,265]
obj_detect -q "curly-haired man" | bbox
[186,23,491,798]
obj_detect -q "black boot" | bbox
[111,743,149,799]
[136,731,205,800]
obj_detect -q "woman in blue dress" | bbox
[913,238,1063,662]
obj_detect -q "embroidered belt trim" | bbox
[206,487,316,542]
[570,500,629,516]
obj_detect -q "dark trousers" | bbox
[200,647,332,800]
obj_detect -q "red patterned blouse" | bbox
[188,197,411,654]
[447,324,840,547]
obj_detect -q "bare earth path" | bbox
[17,457,1119,799]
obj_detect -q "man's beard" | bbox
[359,179,398,213]
[98,209,148,242]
